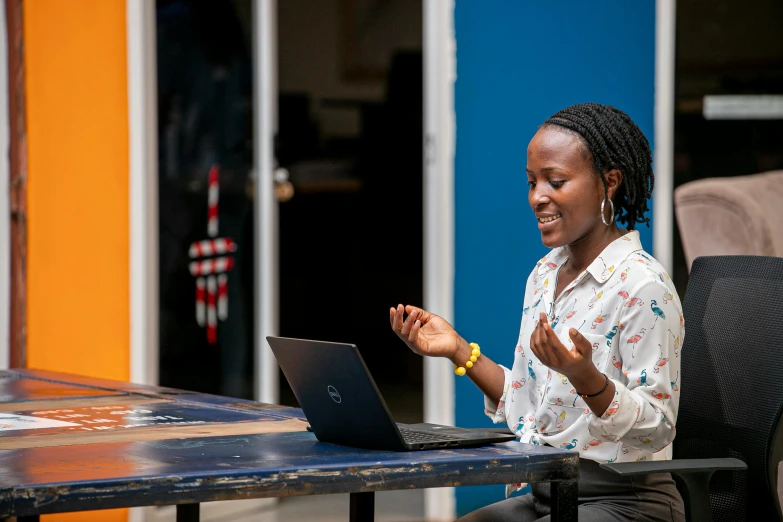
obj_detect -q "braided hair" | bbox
[542,103,654,230]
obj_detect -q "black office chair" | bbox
[602,255,783,522]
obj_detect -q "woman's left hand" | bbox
[530,312,595,379]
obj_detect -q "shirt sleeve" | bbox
[587,277,683,453]
[484,364,513,423]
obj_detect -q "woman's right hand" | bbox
[389,304,464,362]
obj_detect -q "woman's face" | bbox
[526,126,620,249]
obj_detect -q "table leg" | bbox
[550,479,578,522]
[349,491,375,522]
[177,503,200,522]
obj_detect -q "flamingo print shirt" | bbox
[485,230,684,472]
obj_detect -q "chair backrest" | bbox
[674,256,783,522]
[674,170,783,272]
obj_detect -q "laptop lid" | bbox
[267,336,407,451]
[268,336,517,451]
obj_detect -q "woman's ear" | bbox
[605,169,623,200]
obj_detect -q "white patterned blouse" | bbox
[485,230,684,488]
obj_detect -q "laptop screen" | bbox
[267,336,405,450]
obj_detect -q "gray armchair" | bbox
[674,170,783,272]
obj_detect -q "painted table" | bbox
[0,370,579,521]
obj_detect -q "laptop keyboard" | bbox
[399,427,465,443]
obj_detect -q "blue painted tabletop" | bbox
[0,369,579,518]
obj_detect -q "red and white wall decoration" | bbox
[188,165,237,343]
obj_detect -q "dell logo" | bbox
[327,385,342,403]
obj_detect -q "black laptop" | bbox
[267,336,517,451]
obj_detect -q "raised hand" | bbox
[389,304,462,360]
[529,312,595,379]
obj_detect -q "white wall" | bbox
[0,0,10,370]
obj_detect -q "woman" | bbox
[390,103,685,521]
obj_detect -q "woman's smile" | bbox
[537,213,562,231]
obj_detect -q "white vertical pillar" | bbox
[423,0,456,519]
[253,0,279,405]
[654,0,676,274]
[128,3,159,519]
[128,0,159,387]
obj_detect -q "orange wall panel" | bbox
[23,0,130,519]
[24,0,129,379]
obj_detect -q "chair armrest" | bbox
[600,458,747,476]
[602,458,747,522]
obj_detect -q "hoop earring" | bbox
[601,198,615,226]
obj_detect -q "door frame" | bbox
[253,0,279,405]
[423,0,456,519]
[126,0,282,400]
[127,3,158,519]
[654,0,676,275]
[127,0,158,387]
[129,0,457,517]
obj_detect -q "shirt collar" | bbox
[536,230,644,284]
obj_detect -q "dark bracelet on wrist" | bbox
[575,373,609,398]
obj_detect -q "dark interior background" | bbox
[156,0,425,424]
[672,0,783,294]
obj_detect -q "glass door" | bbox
[155,0,278,401]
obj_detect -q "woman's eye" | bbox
[527,181,536,189]
[549,181,565,188]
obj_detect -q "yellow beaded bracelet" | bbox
[454,343,481,376]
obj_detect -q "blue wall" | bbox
[453,1,655,515]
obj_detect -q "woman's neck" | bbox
[563,226,625,275]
